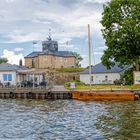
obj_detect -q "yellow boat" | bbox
[72,91,137,101]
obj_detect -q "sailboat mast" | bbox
[88,24,92,90]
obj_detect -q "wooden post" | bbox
[33,74,35,89]
[15,73,17,90]
[88,24,92,92]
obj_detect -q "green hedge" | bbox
[55,68,86,73]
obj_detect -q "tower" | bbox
[42,29,58,52]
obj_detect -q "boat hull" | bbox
[72,91,136,101]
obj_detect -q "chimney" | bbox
[19,59,22,66]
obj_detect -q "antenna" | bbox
[48,29,51,40]
[66,41,68,50]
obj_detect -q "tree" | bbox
[101,0,140,70]
[121,67,134,85]
[0,58,8,64]
[72,52,83,67]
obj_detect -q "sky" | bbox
[0,0,109,67]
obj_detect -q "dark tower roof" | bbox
[42,36,58,52]
[25,36,75,58]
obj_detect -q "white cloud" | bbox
[81,54,88,58]
[0,0,107,43]
[94,51,104,55]
[7,32,45,43]
[0,0,108,66]
[84,0,108,4]
[1,49,24,65]
[14,47,23,52]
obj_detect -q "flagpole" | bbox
[33,41,37,52]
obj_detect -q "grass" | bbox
[65,84,140,90]
[55,68,86,73]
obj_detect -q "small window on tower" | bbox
[32,59,35,68]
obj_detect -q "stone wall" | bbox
[25,55,76,69]
[45,70,80,85]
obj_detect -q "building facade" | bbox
[25,36,76,69]
[0,63,46,86]
[0,63,28,85]
[80,63,127,84]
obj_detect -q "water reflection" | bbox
[0,99,140,139]
[95,101,140,139]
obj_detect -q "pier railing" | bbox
[0,84,53,91]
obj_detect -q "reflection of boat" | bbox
[72,24,136,101]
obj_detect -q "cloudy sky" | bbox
[0,0,108,67]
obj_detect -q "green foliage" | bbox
[0,58,8,64]
[101,0,140,70]
[72,52,83,68]
[56,68,86,73]
[121,68,134,85]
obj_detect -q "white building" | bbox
[0,63,45,87]
[0,63,28,86]
[80,63,127,84]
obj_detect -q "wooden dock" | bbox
[0,87,140,100]
[0,86,72,99]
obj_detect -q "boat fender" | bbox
[135,94,139,100]
[45,92,50,99]
[27,92,33,98]
[46,92,51,97]
[51,93,54,98]
[10,92,16,98]
[67,93,72,98]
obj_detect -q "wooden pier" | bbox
[0,86,72,99]
[0,87,140,100]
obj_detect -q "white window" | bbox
[3,74,12,81]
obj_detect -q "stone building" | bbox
[25,36,76,69]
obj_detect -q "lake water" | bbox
[0,99,140,140]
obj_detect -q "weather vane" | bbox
[48,28,51,40]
